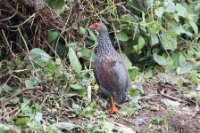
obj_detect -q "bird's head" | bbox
[89,22,108,33]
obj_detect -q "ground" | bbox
[1,68,200,133]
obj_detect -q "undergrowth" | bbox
[0,0,200,132]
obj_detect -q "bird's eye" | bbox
[94,23,99,28]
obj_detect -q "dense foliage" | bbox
[47,0,200,76]
[0,0,200,132]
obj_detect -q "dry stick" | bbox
[55,4,73,57]
[160,90,189,104]
[1,30,15,59]
[9,13,36,28]
[2,87,41,104]
[111,22,122,54]
[17,27,36,76]
[0,4,18,22]
[2,1,25,19]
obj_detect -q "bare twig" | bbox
[1,30,16,59]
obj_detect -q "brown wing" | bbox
[93,60,129,103]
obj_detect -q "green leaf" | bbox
[172,51,186,68]
[129,89,140,97]
[44,60,56,72]
[51,122,80,132]
[120,53,132,68]
[70,84,84,90]
[133,36,145,54]
[102,121,115,131]
[150,34,159,46]
[165,1,176,13]
[128,67,138,81]
[34,112,43,126]
[189,21,198,35]
[160,32,177,51]
[121,14,137,22]
[155,7,164,18]
[30,48,51,62]
[68,47,82,73]
[46,0,64,10]
[88,30,97,42]
[176,62,194,74]
[2,84,13,92]
[117,32,129,42]
[2,84,20,94]
[148,21,161,34]
[78,26,86,35]
[176,3,187,17]
[153,53,166,66]
[56,43,66,56]
[47,31,60,42]
[79,47,96,61]
[25,77,40,88]
[15,117,31,126]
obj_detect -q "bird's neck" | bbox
[97,32,115,53]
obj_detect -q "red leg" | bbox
[109,96,118,114]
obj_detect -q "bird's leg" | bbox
[109,96,118,114]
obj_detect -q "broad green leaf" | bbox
[102,121,115,131]
[47,31,60,42]
[88,30,97,42]
[78,26,86,35]
[128,68,138,81]
[160,32,177,51]
[51,122,80,132]
[70,84,84,90]
[44,60,56,72]
[2,84,20,94]
[2,84,13,92]
[172,51,186,68]
[21,99,33,116]
[153,53,166,66]
[34,112,43,126]
[15,117,31,126]
[30,48,51,62]
[175,25,193,36]
[133,36,145,54]
[120,53,132,68]
[56,43,66,56]
[176,3,187,17]
[121,14,137,22]
[165,1,176,13]
[176,62,194,74]
[150,34,159,46]
[155,7,164,18]
[148,21,161,34]
[68,47,82,73]
[144,67,153,78]
[129,89,140,97]
[25,77,40,88]
[189,21,198,34]
[46,0,64,10]
[117,32,129,42]
[79,47,96,61]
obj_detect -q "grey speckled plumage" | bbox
[92,22,130,104]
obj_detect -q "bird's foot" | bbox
[109,106,118,114]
